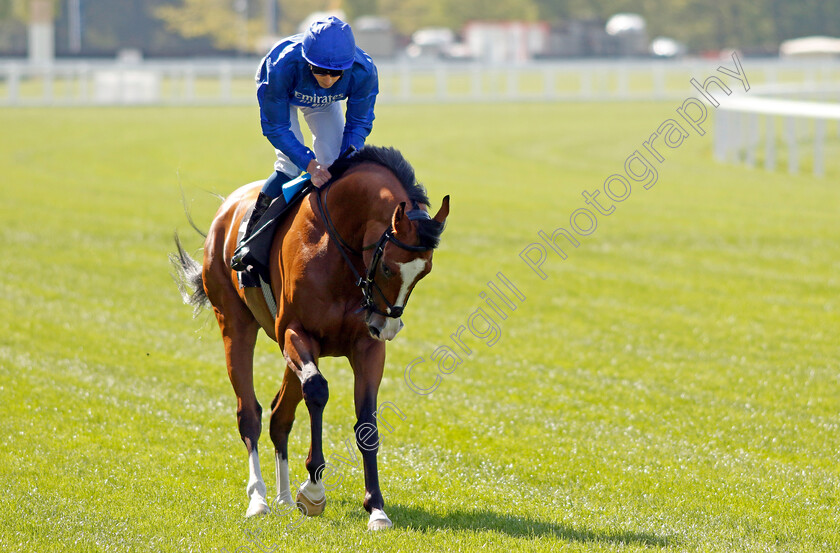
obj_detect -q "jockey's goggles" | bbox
[310,64,344,77]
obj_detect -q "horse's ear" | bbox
[392,202,408,234]
[433,195,450,224]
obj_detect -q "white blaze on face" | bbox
[395,258,426,307]
[374,258,426,341]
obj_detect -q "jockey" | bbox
[232,16,379,271]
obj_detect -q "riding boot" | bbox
[231,192,272,271]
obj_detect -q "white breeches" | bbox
[274,102,344,176]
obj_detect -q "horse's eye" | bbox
[381,264,394,278]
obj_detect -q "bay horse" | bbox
[171,146,449,531]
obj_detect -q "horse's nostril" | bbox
[369,325,381,338]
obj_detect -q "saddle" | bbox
[236,175,313,295]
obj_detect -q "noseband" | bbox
[316,181,432,319]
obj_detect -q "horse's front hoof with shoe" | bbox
[171,146,449,530]
[295,479,326,516]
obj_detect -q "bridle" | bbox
[315,181,433,319]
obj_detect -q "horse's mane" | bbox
[329,145,444,249]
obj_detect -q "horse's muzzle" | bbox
[366,312,404,341]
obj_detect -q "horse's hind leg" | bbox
[212,303,268,517]
[269,365,303,507]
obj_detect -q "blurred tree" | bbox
[0,0,62,55]
[376,0,539,35]
[377,0,447,33]
[3,0,840,56]
[771,0,840,43]
[275,0,334,35]
[343,0,378,21]
[154,0,339,49]
[67,0,222,55]
[0,0,61,21]
[155,0,265,51]
[568,0,837,52]
[443,0,539,25]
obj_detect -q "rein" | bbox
[315,180,432,319]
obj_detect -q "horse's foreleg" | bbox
[215,307,267,517]
[269,365,303,506]
[350,341,392,531]
[282,324,328,516]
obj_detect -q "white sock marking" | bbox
[275,452,293,504]
[247,448,267,501]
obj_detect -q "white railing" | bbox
[1,57,839,107]
[0,59,259,106]
[715,87,840,177]
[4,57,839,177]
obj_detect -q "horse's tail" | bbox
[170,232,209,316]
[179,183,211,239]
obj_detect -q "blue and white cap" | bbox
[301,16,356,71]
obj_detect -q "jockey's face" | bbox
[314,74,341,89]
[310,65,343,89]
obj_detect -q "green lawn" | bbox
[1,99,838,552]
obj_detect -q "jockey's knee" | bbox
[260,170,294,197]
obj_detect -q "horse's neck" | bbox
[328,178,403,247]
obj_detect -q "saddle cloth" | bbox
[236,174,313,308]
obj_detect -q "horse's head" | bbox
[365,195,449,341]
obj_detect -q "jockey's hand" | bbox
[307,159,332,188]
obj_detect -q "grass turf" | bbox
[1,99,838,552]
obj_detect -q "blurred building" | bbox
[604,13,648,56]
[354,16,396,60]
[780,36,840,58]
[545,19,612,57]
[462,21,550,63]
[649,36,687,58]
[541,15,651,58]
[406,27,456,60]
[28,0,54,64]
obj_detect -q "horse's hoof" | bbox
[296,489,326,516]
[245,498,270,517]
[367,509,392,531]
